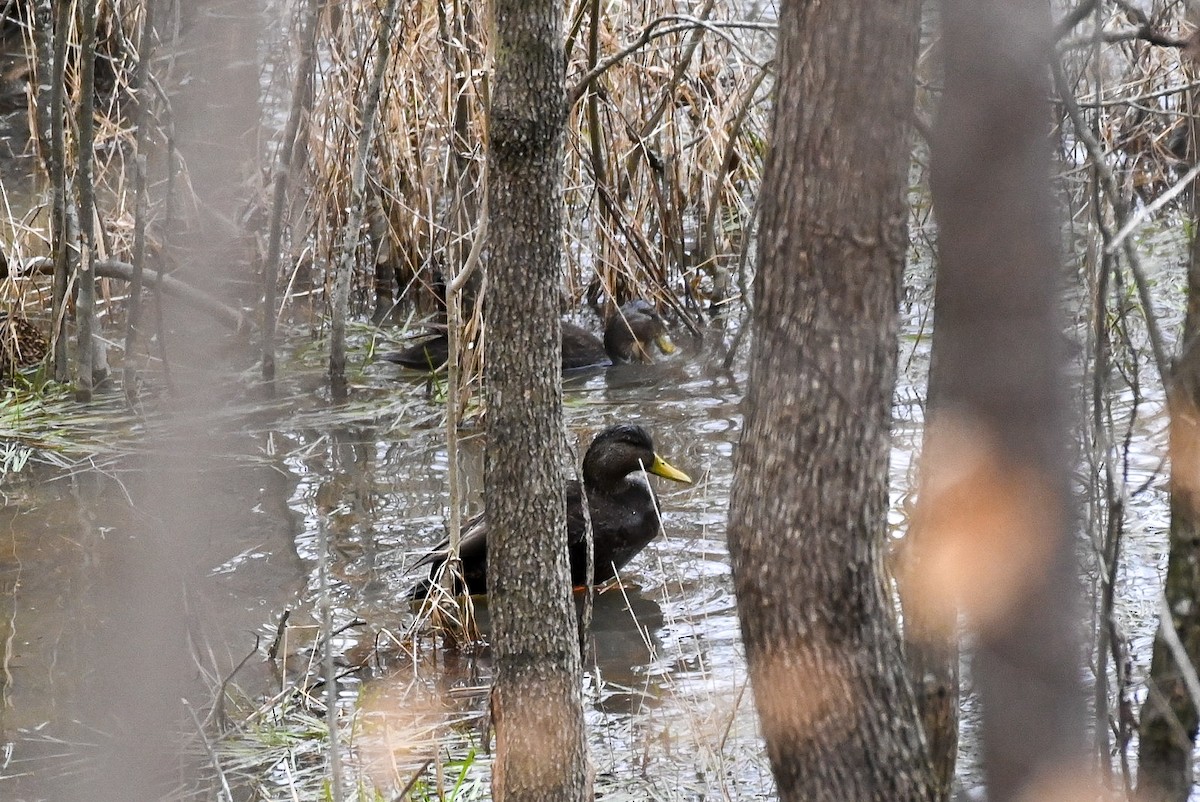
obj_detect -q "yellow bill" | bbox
[649,454,692,484]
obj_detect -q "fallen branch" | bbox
[21,257,248,333]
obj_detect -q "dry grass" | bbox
[0,1,1190,384]
[0,0,774,404]
[273,0,773,402]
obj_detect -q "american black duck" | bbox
[411,423,692,598]
[381,299,676,372]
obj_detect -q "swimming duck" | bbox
[381,299,676,372]
[411,423,693,598]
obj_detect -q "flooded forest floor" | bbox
[0,0,1191,799]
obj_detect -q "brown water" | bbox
[0,325,766,800]
[0,278,1182,800]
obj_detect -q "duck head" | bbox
[603,300,677,364]
[583,423,693,492]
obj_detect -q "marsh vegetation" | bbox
[0,0,1198,800]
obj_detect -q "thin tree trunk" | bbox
[32,0,53,166]
[485,1,589,800]
[263,0,322,383]
[900,20,960,788]
[329,0,397,400]
[156,76,178,390]
[899,358,960,800]
[725,0,932,798]
[924,1,1090,799]
[75,0,100,401]
[125,0,155,405]
[49,0,73,383]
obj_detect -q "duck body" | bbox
[410,424,692,598]
[385,331,450,372]
[566,474,664,586]
[382,300,675,372]
[560,321,611,370]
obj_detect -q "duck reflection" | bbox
[460,585,667,715]
[578,586,666,715]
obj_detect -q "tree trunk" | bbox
[484,2,589,801]
[899,335,960,801]
[923,1,1090,799]
[166,0,264,382]
[725,0,932,799]
[262,0,322,382]
[74,0,99,400]
[329,0,398,400]
[125,0,156,404]
[1136,57,1200,799]
[48,0,72,382]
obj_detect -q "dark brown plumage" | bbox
[411,423,692,598]
[381,299,675,372]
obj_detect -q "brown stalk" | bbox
[262,0,324,383]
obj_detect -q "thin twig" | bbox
[318,510,344,802]
[185,699,234,802]
[1155,592,1200,712]
[1106,158,1200,255]
[566,14,774,107]
[1053,56,1170,381]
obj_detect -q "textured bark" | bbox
[74,0,99,400]
[484,1,589,801]
[929,1,1089,799]
[1136,71,1200,798]
[725,0,933,799]
[48,0,71,381]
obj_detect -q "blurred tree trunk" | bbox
[924,1,1089,800]
[899,321,960,799]
[899,15,959,800]
[171,0,262,227]
[160,0,264,385]
[262,0,323,382]
[484,1,589,801]
[1136,50,1200,800]
[725,0,933,798]
[49,4,269,797]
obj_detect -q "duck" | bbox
[381,299,676,372]
[410,423,693,598]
